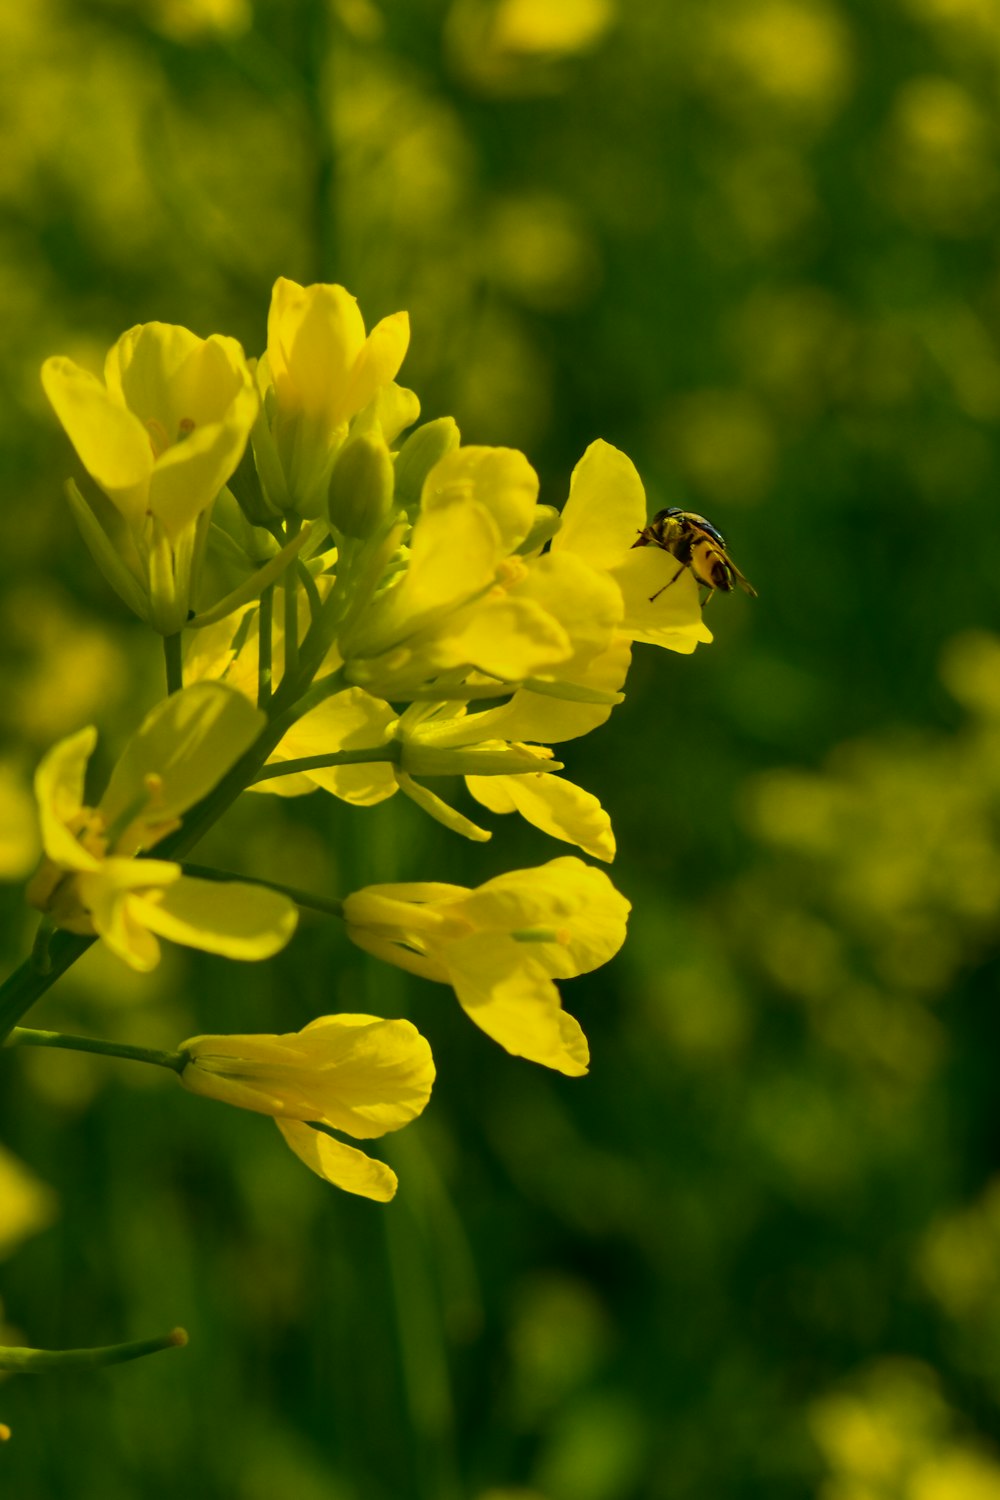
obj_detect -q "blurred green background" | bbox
[3,0,1000,1495]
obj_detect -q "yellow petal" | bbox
[342,311,410,422]
[444,932,590,1076]
[249,771,318,799]
[180,1034,305,1115]
[511,550,623,663]
[182,1016,432,1131]
[470,636,633,744]
[609,549,714,652]
[269,687,397,806]
[99,682,265,843]
[422,446,539,554]
[138,876,298,960]
[41,357,151,526]
[267,279,366,422]
[462,856,630,977]
[466,772,616,861]
[295,1015,436,1138]
[344,500,502,658]
[32,726,100,871]
[396,772,492,841]
[105,321,207,423]
[275,1120,398,1200]
[79,857,182,972]
[551,439,648,567]
[423,594,572,679]
[365,381,420,444]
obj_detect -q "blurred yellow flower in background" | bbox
[0,1146,56,1260]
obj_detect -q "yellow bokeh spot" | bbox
[883,77,997,235]
[702,0,853,126]
[919,1179,1000,1318]
[0,1146,57,1260]
[664,389,776,506]
[0,759,40,880]
[490,0,613,55]
[447,0,615,94]
[485,195,601,311]
[940,631,1000,718]
[3,586,130,746]
[146,0,251,40]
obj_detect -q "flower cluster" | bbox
[18,276,717,1206]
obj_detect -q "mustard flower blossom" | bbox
[343,856,630,1076]
[42,322,258,633]
[551,439,714,653]
[339,445,624,698]
[27,683,297,971]
[253,277,411,518]
[180,1015,436,1201]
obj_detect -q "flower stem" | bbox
[179,862,344,920]
[6,1027,187,1074]
[0,1326,188,1373]
[258,583,274,708]
[250,745,399,784]
[0,600,345,1043]
[283,520,302,680]
[0,930,95,1046]
[296,559,323,620]
[163,631,184,695]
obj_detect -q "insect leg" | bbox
[648,565,685,602]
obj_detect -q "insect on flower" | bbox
[632,507,757,605]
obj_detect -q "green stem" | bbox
[258,583,274,708]
[0,931,95,1046]
[251,745,399,784]
[0,1327,188,1373]
[268,667,345,733]
[6,1027,186,1074]
[282,520,302,680]
[0,597,348,1045]
[179,862,344,920]
[296,559,323,620]
[163,632,184,695]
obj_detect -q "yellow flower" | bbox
[180,1015,436,1201]
[26,683,297,971]
[340,445,623,698]
[394,700,616,857]
[343,856,631,1076]
[550,439,714,654]
[257,277,411,518]
[42,323,258,633]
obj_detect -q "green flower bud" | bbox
[327,433,395,539]
[393,416,460,515]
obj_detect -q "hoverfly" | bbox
[632,507,757,604]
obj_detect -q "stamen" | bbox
[511,926,569,945]
[145,418,170,458]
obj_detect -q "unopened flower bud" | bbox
[327,433,394,539]
[393,416,460,515]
